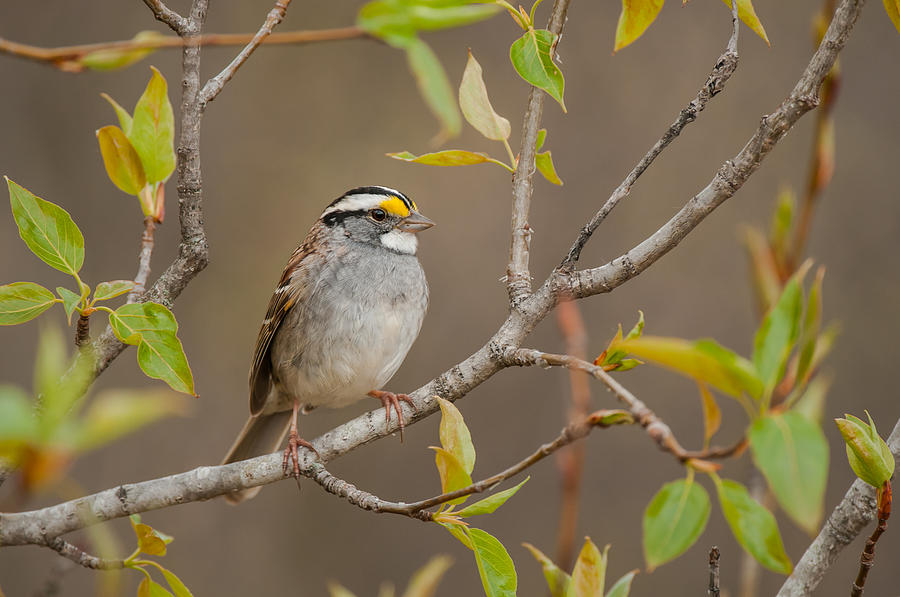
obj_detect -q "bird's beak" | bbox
[397,210,435,233]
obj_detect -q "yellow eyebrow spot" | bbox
[380,196,411,217]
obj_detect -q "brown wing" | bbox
[248,234,321,415]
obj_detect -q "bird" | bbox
[222,186,433,503]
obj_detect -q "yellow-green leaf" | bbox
[387,150,512,171]
[7,178,85,276]
[510,29,566,111]
[138,577,174,597]
[721,0,769,45]
[136,331,195,396]
[753,276,803,395]
[465,527,517,597]
[431,446,472,505]
[606,570,638,597]
[741,226,781,313]
[614,0,664,52]
[94,280,136,302]
[436,396,475,474]
[130,67,176,184]
[456,477,528,517]
[327,583,358,597]
[568,537,606,597]
[406,38,461,141]
[401,555,453,597]
[698,383,721,447]
[130,515,168,556]
[160,567,193,597]
[749,412,828,535]
[536,151,563,185]
[97,125,147,196]
[109,302,177,344]
[522,543,570,597]
[81,31,166,71]
[712,475,792,574]
[0,282,57,325]
[56,287,81,324]
[618,336,762,400]
[75,389,188,452]
[459,50,510,141]
[643,477,710,571]
[885,0,900,32]
[101,92,133,136]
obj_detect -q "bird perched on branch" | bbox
[222,186,433,503]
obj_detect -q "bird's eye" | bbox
[370,208,387,222]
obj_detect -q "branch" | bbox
[506,0,571,306]
[127,217,157,304]
[0,28,367,71]
[199,0,293,106]
[141,0,187,34]
[45,537,124,570]
[507,349,746,463]
[560,0,739,268]
[777,415,900,597]
[708,546,721,597]
[565,0,863,300]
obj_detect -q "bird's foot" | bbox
[281,429,317,479]
[368,390,415,441]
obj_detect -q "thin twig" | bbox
[508,349,747,463]
[708,546,721,597]
[0,27,367,71]
[506,0,571,306]
[44,537,124,570]
[200,0,293,106]
[561,0,739,268]
[850,481,891,597]
[141,0,187,33]
[127,217,157,304]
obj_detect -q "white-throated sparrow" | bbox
[222,186,433,503]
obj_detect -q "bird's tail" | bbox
[221,410,292,504]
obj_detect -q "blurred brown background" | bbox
[1,1,899,595]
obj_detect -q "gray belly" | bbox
[268,249,427,411]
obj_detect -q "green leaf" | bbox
[81,31,165,71]
[407,4,501,31]
[796,267,824,386]
[130,67,176,184]
[136,331,195,396]
[7,178,85,275]
[130,515,169,556]
[753,277,803,395]
[388,150,512,170]
[643,477,710,571]
[606,570,637,597]
[510,29,566,111]
[431,447,472,505]
[619,336,762,400]
[624,311,645,341]
[0,282,57,325]
[0,385,38,448]
[835,413,895,489]
[749,412,828,535]
[94,280,136,302]
[568,538,606,597]
[459,50,510,141]
[614,0,664,52]
[440,521,472,549]
[436,397,475,474]
[160,566,193,597]
[101,92,133,136]
[109,302,178,344]
[97,125,147,196]
[401,554,453,597]
[109,303,194,395]
[722,0,770,45]
[886,0,900,32]
[405,38,461,140]
[536,129,547,151]
[465,527,517,597]
[456,477,528,517]
[769,187,795,265]
[712,475,792,574]
[522,543,570,597]
[138,578,174,597]
[536,151,563,185]
[741,226,781,313]
[56,287,82,324]
[75,388,188,452]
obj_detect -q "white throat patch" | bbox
[380,229,418,255]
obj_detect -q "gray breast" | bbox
[269,242,428,410]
